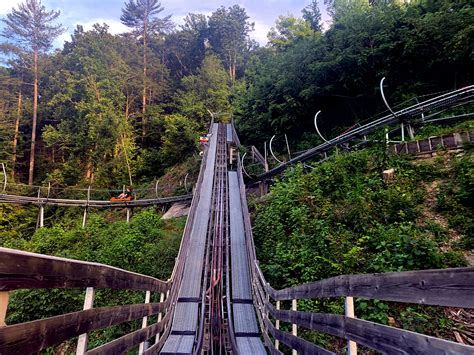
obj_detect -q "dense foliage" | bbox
[0,208,184,347]
[252,145,473,349]
[1,0,472,188]
[0,1,252,187]
[235,0,474,145]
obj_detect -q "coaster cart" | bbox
[110,195,134,202]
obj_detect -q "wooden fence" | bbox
[0,247,172,354]
[252,264,474,354]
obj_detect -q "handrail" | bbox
[256,85,474,181]
[0,300,169,354]
[266,267,474,308]
[267,305,474,354]
[86,309,172,354]
[0,247,170,292]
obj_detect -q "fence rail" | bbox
[264,267,474,308]
[0,247,172,354]
[0,247,170,292]
[252,260,474,354]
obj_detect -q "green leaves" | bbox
[1,0,64,52]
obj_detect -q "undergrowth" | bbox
[252,145,472,352]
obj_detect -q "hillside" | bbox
[251,138,473,351]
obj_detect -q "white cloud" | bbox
[80,18,130,35]
[55,18,131,47]
[250,19,270,46]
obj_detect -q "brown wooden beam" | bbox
[0,247,170,292]
[269,267,474,308]
[0,301,169,353]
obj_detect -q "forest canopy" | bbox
[0,0,472,188]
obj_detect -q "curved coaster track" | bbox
[0,122,473,354]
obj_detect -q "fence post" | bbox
[345,296,357,355]
[39,205,44,228]
[82,186,91,228]
[37,187,44,229]
[76,287,95,355]
[126,208,131,223]
[275,300,280,350]
[292,299,297,355]
[1,163,7,192]
[0,292,9,327]
[155,292,166,344]
[138,290,151,354]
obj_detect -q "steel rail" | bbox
[256,85,474,181]
[0,193,192,208]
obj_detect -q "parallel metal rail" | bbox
[256,85,474,181]
[0,193,192,208]
[2,121,474,355]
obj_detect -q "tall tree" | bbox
[302,0,322,32]
[208,5,254,83]
[120,0,172,137]
[1,0,64,185]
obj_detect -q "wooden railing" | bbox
[252,264,474,354]
[231,126,474,355]
[0,247,172,354]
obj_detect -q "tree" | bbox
[121,0,172,137]
[208,5,254,82]
[43,24,136,186]
[302,0,322,32]
[268,15,316,48]
[1,0,64,185]
[177,55,231,126]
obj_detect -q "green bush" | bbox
[1,208,184,347]
[253,147,467,349]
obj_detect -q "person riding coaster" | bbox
[111,188,134,202]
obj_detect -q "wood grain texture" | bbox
[0,247,170,292]
[86,309,171,355]
[0,301,168,354]
[264,318,334,355]
[269,267,474,308]
[143,319,173,355]
[268,306,474,354]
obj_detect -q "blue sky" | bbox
[0,0,330,47]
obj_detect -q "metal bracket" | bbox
[314,110,329,143]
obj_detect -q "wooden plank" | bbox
[86,309,171,355]
[143,318,173,355]
[76,287,95,354]
[268,307,474,354]
[0,247,170,292]
[269,267,474,308]
[251,146,266,166]
[0,292,8,327]
[344,296,357,355]
[264,318,334,355]
[0,301,168,354]
[139,290,151,354]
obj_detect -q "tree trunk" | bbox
[142,20,148,139]
[12,90,21,179]
[28,50,38,186]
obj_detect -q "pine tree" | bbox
[302,0,322,32]
[120,0,172,137]
[1,0,64,185]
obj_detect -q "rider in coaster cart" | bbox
[111,188,134,201]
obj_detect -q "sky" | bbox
[0,0,331,47]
